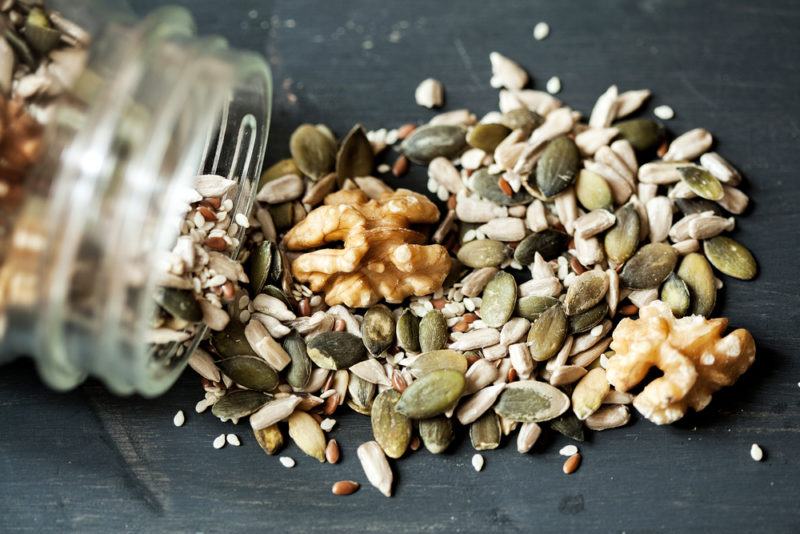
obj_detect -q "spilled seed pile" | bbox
[171,50,759,496]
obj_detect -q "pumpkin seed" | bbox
[418,310,449,353]
[371,389,412,458]
[575,169,613,210]
[480,272,518,328]
[469,412,501,450]
[572,368,610,420]
[494,380,570,422]
[268,202,294,231]
[620,243,678,289]
[568,301,609,334]
[409,349,468,378]
[457,239,508,268]
[419,416,455,454]
[259,158,300,189]
[514,229,569,264]
[269,248,285,285]
[154,287,202,322]
[677,252,717,316]
[516,295,559,321]
[361,304,395,355]
[212,390,271,422]
[396,369,466,419]
[467,123,511,152]
[253,424,284,455]
[660,273,691,317]
[401,124,468,164]
[396,310,421,353]
[211,321,257,358]
[247,241,274,294]
[218,356,279,392]
[675,197,724,217]
[535,136,580,198]
[604,204,640,265]
[25,8,61,55]
[283,331,312,389]
[679,166,724,201]
[336,124,374,185]
[613,118,664,151]
[348,374,376,410]
[528,304,567,361]
[703,236,757,280]
[549,412,585,442]
[290,124,336,179]
[564,271,609,316]
[471,168,533,206]
[306,332,368,370]
[500,108,544,135]
[288,411,326,462]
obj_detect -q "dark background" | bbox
[2,0,800,532]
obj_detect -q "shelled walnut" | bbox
[606,300,755,425]
[284,188,450,307]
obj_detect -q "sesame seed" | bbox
[533,21,550,40]
[279,456,296,468]
[226,434,241,446]
[654,105,675,120]
[750,443,764,461]
[559,444,579,456]
[546,76,562,95]
[377,163,391,173]
[234,213,250,228]
[212,434,226,449]
[320,418,337,432]
[173,410,185,427]
[471,453,485,472]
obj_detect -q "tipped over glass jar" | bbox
[0,0,272,396]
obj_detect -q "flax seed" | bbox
[397,123,417,139]
[563,452,582,474]
[332,480,360,495]
[392,155,409,177]
[326,439,340,464]
[299,297,311,317]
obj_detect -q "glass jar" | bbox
[0,2,272,396]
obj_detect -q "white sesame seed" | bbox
[654,105,675,120]
[377,163,391,173]
[750,443,764,462]
[320,418,337,432]
[533,21,550,40]
[471,453,485,472]
[212,434,226,449]
[279,456,296,468]
[235,213,250,228]
[195,398,210,413]
[173,410,185,427]
[546,76,562,95]
[559,444,579,456]
[226,434,241,446]
[222,199,234,211]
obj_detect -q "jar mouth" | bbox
[30,7,271,395]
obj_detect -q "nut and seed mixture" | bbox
[166,50,762,496]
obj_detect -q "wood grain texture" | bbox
[2,0,800,531]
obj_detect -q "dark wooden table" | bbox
[2,0,800,531]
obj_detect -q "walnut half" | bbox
[284,188,450,308]
[606,300,755,425]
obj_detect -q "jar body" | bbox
[0,2,272,396]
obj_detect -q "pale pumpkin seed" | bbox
[500,108,544,135]
[660,273,691,317]
[371,389,412,459]
[620,242,678,289]
[396,369,466,419]
[361,304,395,355]
[336,124,373,185]
[572,368,610,420]
[480,271,518,328]
[675,197,724,217]
[288,411,326,462]
[306,332,368,370]
[218,356,279,392]
[679,166,724,201]
[457,239,508,268]
[290,124,336,179]
[494,380,570,423]
[535,135,580,197]
[401,124,468,164]
[568,301,609,334]
[604,204,640,265]
[154,287,202,322]
[419,416,455,454]
[470,412,501,450]
[259,158,300,189]
[396,310,421,353]
[514,229,569,264]
[467,123,512,152]
[212,390,271,422]
[703,236,757,280]
[247,240,274,294]
[549,413,585,442]
[418,310,449,353]
[211,321,257,358]
[348,374,376,410]
[283,331,312,389]
[253,424,284,455]
[527,304,567,362]
[564,271,609,316]
[614,118,664,152]
[409,349,468,378]
[677,252,717,316]
[575,169,613,210]
[516,295,559,321]
[471,168,533,206]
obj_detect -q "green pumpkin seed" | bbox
[675,198,724,217]
[348,374,376,410]
[500,108,544,135]
[306,332,368,370]
[572,368,610,420]
[457,239,508,268]
[575,169,613,211]
[154,287,202,322]
[218,356,279,392]
[3,28,35,68]
[268,202,294,231]
[419,416,455,454]
[263,285,292,310]
[703,236,757,280]
[371,390,412,459]
[467,123,512,152]
[396,369,466,419]
[396,310,421,353]
[549,413,585,442]
[254,423,284,455]
[516,295,559,321]
[211,321,257,358]
[535,136,580,198]
[269,248,285,285]
[469,412,501,451]
[679,166,724,201]
[620,243,678,289]
[661,273,691,317]
[336,124,374,185]
[361,304,396,355]
[25,8,61,55]
[444,256,465,288]
[677,253,717,316]
[527,304,567,361]
[568,301,609,334]
[211,390,271,422]
[259,158,300,189]
[400,124,467,164]
[514,229,569,264]
[471,168,533,206]
[246,241,274,294]
[604,204,640,265]
[418,310,449,353]
[564,271,609,316]
[409,349,467,378]
[283,331,312,389]
[480,272,518,328]
[289,124,336,179]
[494,380,570,423]
[613,118,664,152]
